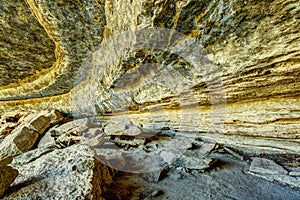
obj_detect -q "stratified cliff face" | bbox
[0,0,299,153]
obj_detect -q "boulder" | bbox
[5,144,113,199]
[141,167,168,183]
[0,166,19,197]
[22,110,64,134]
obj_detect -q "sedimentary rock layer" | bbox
[0,0,299,152]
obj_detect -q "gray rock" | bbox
[0,166,18,197]
[37,128,56,148]
[104,117,143,136]
[82,128,105,148]
[144,190,164,200]
[6,144,113,199]
[159,151,177,164]
[248,172,300,189]
[38,118,91,148]
[173,155,218,170]
[289,171,300,177]
[51,118,91,134]
[249,157,288,175]
[141,167,168,183]
[95,148,126,170]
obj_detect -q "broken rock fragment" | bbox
[249,158,288,175]
[0,165,19,197]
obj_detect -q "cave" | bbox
[0,0,299,199]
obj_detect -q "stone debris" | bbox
[0,126,39,161]
[249,157,288,175]
[0,110,64,161]
[0,166,19,197]
[156,129,176,137]
[0,110,299,199]
[196,141,217,158]
[21,110,63,135]
[110,135,147,149]
[82,128,106,148]
[38,118,92,148]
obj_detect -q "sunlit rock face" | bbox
[0,0,299,153]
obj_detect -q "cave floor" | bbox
[103,153,300,200]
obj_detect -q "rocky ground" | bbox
[0,110,299,199]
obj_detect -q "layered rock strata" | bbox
[0,0,299,153]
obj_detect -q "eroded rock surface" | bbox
[4,144,112,199]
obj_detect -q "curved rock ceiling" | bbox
[0,0,55,88]
[0,0,299,152]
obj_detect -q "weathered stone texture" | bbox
[0,0,299,153]
[0,0,55,88]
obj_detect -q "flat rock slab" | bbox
[0,166,18,197]
[248,157,300,188]
[249,157,288,175]
[4,144,112,199]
